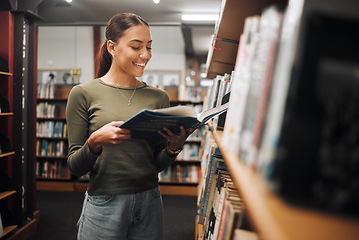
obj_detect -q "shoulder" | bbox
[68,79,103,103]
[144,83,168,95]
[142,84,169,98]
[138,83,170,108]
[69,79,102,95]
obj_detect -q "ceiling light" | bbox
[55,0,71,7]
[66,0,72,2]
[181,14,219,22]
[153,0,160,4]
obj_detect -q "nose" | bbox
[140,49,151,59]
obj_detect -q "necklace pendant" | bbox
[128,101,131,106]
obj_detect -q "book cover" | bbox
[120,102,229,143]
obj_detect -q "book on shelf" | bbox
[212,73,232,130]
[159,164,200,183]
[206,170,233,240]
[256,0,359,217]
[238,5,284,167]
[36,121,67,138]
[36,160,70,179]
[197,141,220,223]
[120,102,229,144]
[257,0,305,184]
[36,139,67,157]
[221,15,261,156]
[250,5,284,169]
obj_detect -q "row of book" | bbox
[36,139,68,157]
[173,102,207,141]
[204,73,232,131]
[37,83,55,99]
[37,102,56,118]
[179,86,205,102]
[36,160,71,179]
[213,1,359,216]
[197,132,250,240]
[36,121,67,138]
[159,164,200,183]
[176,143,200,161]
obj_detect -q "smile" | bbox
[134,62,146,67]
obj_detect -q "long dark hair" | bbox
[95,13,149,78]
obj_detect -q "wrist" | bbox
[166,143,182,157]
[88,132,102,155]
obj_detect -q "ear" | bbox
[107,40,116,56]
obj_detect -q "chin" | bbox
[135,71,145,78]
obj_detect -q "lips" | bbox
[134,62,146,68]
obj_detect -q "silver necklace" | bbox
[114,81,137,106]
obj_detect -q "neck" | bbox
[101,71,139,88]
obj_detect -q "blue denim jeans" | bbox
[77,187,163,240]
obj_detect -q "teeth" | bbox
[135,62,145,67]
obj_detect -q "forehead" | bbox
[121,24,152,42]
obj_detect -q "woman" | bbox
[66,13,192,240]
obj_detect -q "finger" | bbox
[118,127,131,134]
[158,130,169,140]
[179,126,187,136]
[110,121,124,126]
[186,129,194,137]
[162,128,177,137]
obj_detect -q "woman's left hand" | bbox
[158,126,193,151]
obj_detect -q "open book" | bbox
[120,102,229,143]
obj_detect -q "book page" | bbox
[153,105,197,118]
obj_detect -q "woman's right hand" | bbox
[87,121,131,154]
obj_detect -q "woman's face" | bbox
[109,24,152,78]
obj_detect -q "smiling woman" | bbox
[65,12,193,240]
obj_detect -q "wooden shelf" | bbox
[211,128,359,240]
[0,113,13,116]
[37,97,67,102]
[36,117,66,121]
[0,190,16,200]
[36,136,67,140]
[0,225,18,238]
[206,0,287,79]
[159,184,198,196]
[0,152,15,158]
[0,71,12,76]
[36,155,67,160]
[37,181,75,192]
[37,180,198,196]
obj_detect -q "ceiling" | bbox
[37,0,223,57]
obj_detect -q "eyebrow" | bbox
[130,39,152,44]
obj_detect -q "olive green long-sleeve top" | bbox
[66,79,175,195]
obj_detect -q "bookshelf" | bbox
[0,67,17,238]
[0,8,40,239]
[211,128,359,240]
[197,0,359,239]
[36,91,204,196]
[158,101,204,194]
[206,0,287,79]
[36,69,77,187]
